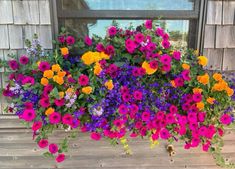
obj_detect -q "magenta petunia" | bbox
[8,60,19,70]
[49,143,58,154]
[54,98,65,107]
[193,93,202,102]
[38,139,48,148]
[145,20,152,29]
[149,60,158,69]
[105,45,115,55]
[138,67,146,76]
[162,39,171,49]
[39,97,50,108]
[191,137,200,147]
[174,77,184,87]
[49,112,61,124]
[120,86,129,94]
[130,104,139,114]
[19,55,29,65]
[220,114,232,125]
[169,105,178,114]
[118,104,128,115]
[187,113,197,122]
[38,61,50,72]
[66,36,75,45]
[155,27,164,37]
[108,26,117,36]
[84,36,92,46]
[113,119,124,128]
[24,102,33,109]
[96,43,105,52]
[173,51,181,60]
[62,114,73,125]
[122,93,131,102]
[90,132,101,141]
[160,54,171,65]
[56,154,65,163]
[134,33,144,43]
[22,76,35,85]
[32,121,42,131]
[58,36,65,43]
[160,128,171,139]
[182,70,191,81]
[141,111,150,122]
[198,112,206,122]
[78,74,89,86]
[133,90,143,101]
[198,126,208,137]
[132,67,140,77]
[22,109,36,122]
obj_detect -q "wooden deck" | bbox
[0,115,234,169]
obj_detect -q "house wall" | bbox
[204,0,235,71]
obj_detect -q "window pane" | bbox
[62,0,195,10]
[60,19,189,49]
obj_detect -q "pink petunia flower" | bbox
[22,109,36,122]
[108,26,117,36]
[162,40,171,49]
[198,112,206,122]
[174,77,184,87]
[122,93,131,102]
[66,36,75,45]
[118,104,128,115]
[54,99,65,107]
[90,132,101,141]
[49,143,58,154]
[145,20,152,29]
[56,154,65,163]
[141,111,151,122]
[155,27,164,37]
[160,128,171,139]
[134,33,144,43]
[105,45,115,55]
[38,61,50,72]
[220,114,232,125]
[84,36,92,46]
[8,60,19,70]
[78,74,89,86]
[160,54,171,65]
[22,76,35,85]
[96,43,105,52]
[193,93,202,102]
[182,70,191,81]
[173,51,181,60]
[32,121,42,131]
[62,114,73,125]
[38,139,48,148]
[58,36,65,43]
[39,97,50,108]
[19,55,29,65]
[49,112,61,124]
[133,90,143,101]
[149,60,158,69]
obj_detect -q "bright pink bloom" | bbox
[133,90,143,101]
[145,20,152,29]
[156,111,165,120]
[169,105,178,114]
[155,27,164,36]
[8,60,19,70]
[138,67,146,76]
[189,122,198,131]
[220,114,232,125]
[39,97,50,108]
[38,61,50,72]
[108,26,117,36]
[182,70,191,81]
[130,104,139,114]
[49,143,58,154]
[125,39,136,53]
[191,137,200,147]
[56,154,65,163]
[58,36,65,43]
[113,119,124,128]
[118,104,128,114]
[54,98,65,107]
[130,132,138,138]
[142,111,150,122]
[66,36,75,45]
[22,109,36,122]
[193,93,202,102]
[132,67,139,77]
[179,125,186,135]
[152,132,159,140]
[78,74,89,86]
[62,114,73,125]
[202,142,210,152]
[198,112,206,122]
[163,33,169,40]
[146,42,156,51]
[122,93,131,102]
[162,40,170,49]
[166,114,175,124]
[96,43,105,52]
[22,76,35,85]
[187,113,197,122]
[162,64,171,72]
[198,126,208,137]
[38,139,48,148]
[160,128,171,139]
[172,51,181,60]
[106,45,115,55]
[218,128,224,136]
[84,36,92,46]
[49,112,61,124]
[32,121,42,131]
[174,77,184,87]
[90,132,101,141]
[134,33,144,43]
[120,86,129,94]
[19,55,29,65]
[160,55,171,64]
[184,143,191,149]
[149,60,158,69]
[24,102,33,109]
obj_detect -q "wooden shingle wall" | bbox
[204,0,235,70]
[0,0,53,114]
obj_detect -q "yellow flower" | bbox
[182,63,190,70]
[197,73,209,85]
[45,107,54,116]
[212,73,222,82]
[207,97,215,104]
[81,51,95,65]
[59,92,64,99]
[60,47,69,56]
[40,77,49,86]
[198,56,208,66]
[53,75,64,85]
[43,70,54,79]
[66,87,74,94]
[100,52,110,60]
[196,102,204,110]
[142,61,157,75]
[52,64,61,72]
[212,80,228,91]
[193,88,203,94]
[93,52,102,62]
[94,62,102,75]
[158,51,163,55]
[225,87,234,97]
[58,71,66,77]
[82,86,92,94]
[194,49,199,56]
[105,80,114,90]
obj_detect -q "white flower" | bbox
[93,106,103,116]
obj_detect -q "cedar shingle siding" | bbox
[204,0,235,71]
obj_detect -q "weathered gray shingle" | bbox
[207,1,222,25]
[223,49,235,71]
[223,1,235,25]
[23,25,38,47]
[0,26,9,49]
[13,0,39,24]
[226,26,235,48]
[38,26,53,49]
[0,0,13,24]
[0,50,4,72]
[216,26,235,48]
[39,0,51,25]
[204,25,215,48]
[8,26,23,49]
[203,49,223,70]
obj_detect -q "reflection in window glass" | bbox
[62,0,195,10]
[60,19,189,49]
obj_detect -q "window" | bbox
[56,0,202,49]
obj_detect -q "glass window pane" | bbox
[60,19,189,49]
[62,0,195,10]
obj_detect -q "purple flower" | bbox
[19,55,29,65]
[8,60,19,70]
[66,36,75,45]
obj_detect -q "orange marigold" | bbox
[82,86,93,94]
[182,63,190,70]
[197,73,209,85]
[40,77,49,86]
[212,73,222,82]
[45,107,55,116]
[206,97,215,104]
[196,102,204,110]
[43,70,54,79]
[60,47,69,56]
